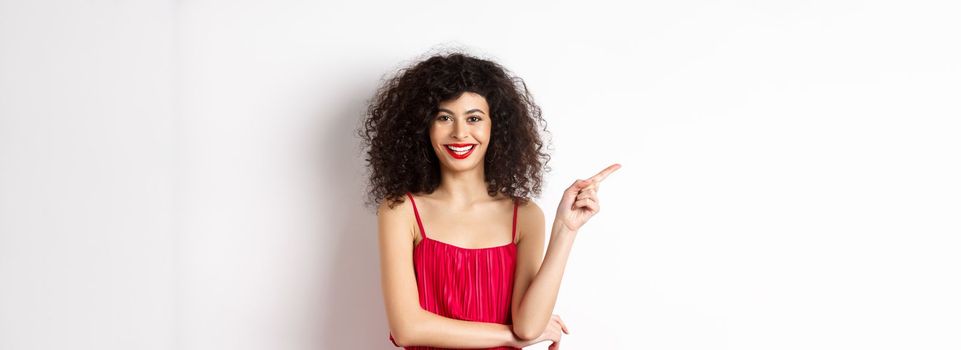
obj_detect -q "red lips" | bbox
[443,143,477,159]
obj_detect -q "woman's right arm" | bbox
[378,199,532,348]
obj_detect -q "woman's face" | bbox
[429,91,492,174]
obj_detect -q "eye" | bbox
[437,115,451,121]
[468,116,482,122]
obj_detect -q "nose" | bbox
[451,119,468,140]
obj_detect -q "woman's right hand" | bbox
[517,314,569,349]
[554,163,620,233]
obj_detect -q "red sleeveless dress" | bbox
[388,192,520,350]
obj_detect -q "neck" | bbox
[434,166,491,207]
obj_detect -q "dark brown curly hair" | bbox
[358,51,552,210]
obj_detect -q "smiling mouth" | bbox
[443,144,476,159]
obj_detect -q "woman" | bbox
[360,51,619,349]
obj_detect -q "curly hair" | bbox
[358,51,552,210]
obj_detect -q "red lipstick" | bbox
[443,143,477,159]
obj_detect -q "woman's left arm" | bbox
[510,164,621,340]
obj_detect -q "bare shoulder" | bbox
[376,195,417,242]
[376,195,408,216]
[515,198,545,242]
[517,198,544,219]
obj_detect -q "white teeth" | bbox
[445,145,474,152]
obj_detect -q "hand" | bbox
[555,163,621,232]
[516,314,569,349]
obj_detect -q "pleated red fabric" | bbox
[388,192,520,350]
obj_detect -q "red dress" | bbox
[389,192,520,350]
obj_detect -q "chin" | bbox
[444,161,481,172]
[439,157,484,172]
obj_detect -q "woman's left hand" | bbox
[555,163,621,232]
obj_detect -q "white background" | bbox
[1,1,959,349]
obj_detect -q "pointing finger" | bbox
[588,163,621,183]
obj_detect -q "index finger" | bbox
[588,163,621,183]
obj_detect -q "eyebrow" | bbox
[438,108,486,115]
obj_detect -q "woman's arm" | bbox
[511,164,621,340]
[509,200,576,340]
[378,199,524,348]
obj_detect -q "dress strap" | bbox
[405,192,428,239]
[511,199,518,243]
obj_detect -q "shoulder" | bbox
[516,198,544,220]
[376,195,417,241]
[514,198,545,241]
[376,194,410,217]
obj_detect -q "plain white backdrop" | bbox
[1,0,959,349]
